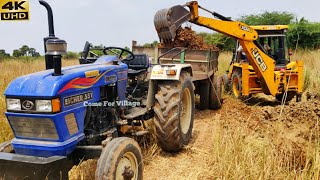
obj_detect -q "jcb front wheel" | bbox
[231,71,243,99]
[221,73,231,93]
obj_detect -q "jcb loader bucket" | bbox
[154,5,191,42]
[0,152,73,180]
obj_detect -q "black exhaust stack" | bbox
[39,0,67,76]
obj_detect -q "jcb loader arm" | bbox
[154,1,288,96]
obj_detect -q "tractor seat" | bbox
[274,64,287,71]
[123,54,150,76]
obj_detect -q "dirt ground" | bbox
[69,94,320,179]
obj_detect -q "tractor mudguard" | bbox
[150,64,192,81]
[0,152,73,180]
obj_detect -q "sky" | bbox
[0,0,319,55]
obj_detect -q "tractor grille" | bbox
[7,116,59,140]
[65,113,79,136]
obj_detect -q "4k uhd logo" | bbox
[0,0,29,21]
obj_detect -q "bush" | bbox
[63,51,79,59]
[287,21,320,49]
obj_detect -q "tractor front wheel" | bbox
[154,71,195,152]
[95,137,143,180]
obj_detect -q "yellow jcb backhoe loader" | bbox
[154,1,304,102]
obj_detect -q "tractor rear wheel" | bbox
[154,71,195,152]
[199,79,210,110]
[209,75,222,110]
[0,141,13,153]
[95,137,143,180]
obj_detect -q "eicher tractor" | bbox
[0,1,195,179]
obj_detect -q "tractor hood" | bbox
[5,56,128,97]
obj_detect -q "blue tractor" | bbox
[0,1,195,179]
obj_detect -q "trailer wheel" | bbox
[199,79,210,110]
[95,137,143,180]
[276,92,296,102]
[0,141,13,153]
[154,71,195,152]
[231,71,243,99]
[209,75,222,109]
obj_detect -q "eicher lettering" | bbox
[64,92,93,106]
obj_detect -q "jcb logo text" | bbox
[252,48,267,72]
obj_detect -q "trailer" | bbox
[132,41,222,110]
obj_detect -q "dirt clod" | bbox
[159,27,219,50]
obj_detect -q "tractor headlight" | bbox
[36,99,61,113]
[6,98,21,111]
[36,100,52,112]
[6,98,60,113]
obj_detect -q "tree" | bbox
[19,45,29,56]
[28,47,35,56]
[197,32,235,51]
[239,11,295,25]
[143,41,158,48]
[13,49,22,57]
[0,49,10,59]
[287,20,320,49]
[12,45,40,57]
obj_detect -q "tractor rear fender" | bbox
[147,64,192,109]
[150,64,193,81]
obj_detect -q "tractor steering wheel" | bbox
[103,47,135,61]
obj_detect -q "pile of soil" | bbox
[228,96,320,169]
[159,27,219,51]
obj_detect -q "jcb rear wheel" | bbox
[95,137,143,180]
[154,71,195,152]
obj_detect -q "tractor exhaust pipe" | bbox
[39,0,67,75]
[39,0,57,70]
[39,0,55,37]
